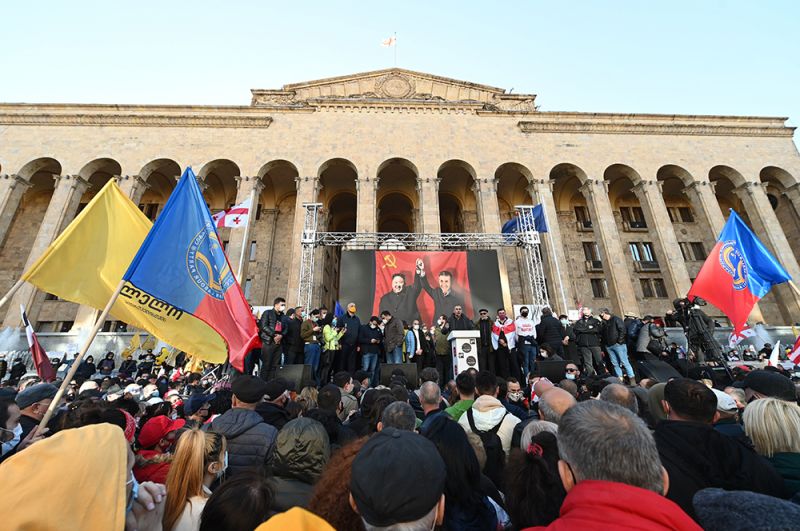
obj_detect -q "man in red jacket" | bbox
[524,400,700,531]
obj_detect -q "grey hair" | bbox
[538,388,576,424]
[420,381,441,406]
[520,420,559,450]
[599,384,639,415]
[362,504,438,531]
[558,400,664,493]
[380,401,417,432]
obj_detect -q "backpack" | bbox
[626,319,643,342]
[466,408,508,489]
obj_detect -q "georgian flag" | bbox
[21,305,56,382]
[381,35,396,47]
[789,336,800,366]
[728,326,756,348]
[212,198,251,229]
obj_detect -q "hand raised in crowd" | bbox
[125,481,166,531]
[18,425,47,452]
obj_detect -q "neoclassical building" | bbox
[1,68,799,332]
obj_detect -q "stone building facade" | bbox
[1,68,799,331]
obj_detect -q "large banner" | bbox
[339,250,503,327]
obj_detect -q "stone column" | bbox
[784,183,800,217]
[632,179,692,298]
[286,176,319,306]
[356,177,378,233]
[118,175,151,205]
[682,180,726,236]
[734,181,800,320]
[417,177,441,234]
[473,178,512,310]
[4,175,90,327]
[0,174,31,248]
[578,179,639,316]
[225,176,264,282]
[529,178,575,314]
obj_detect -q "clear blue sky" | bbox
[2,1,799,130]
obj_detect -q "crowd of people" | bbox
[0,298,799,530]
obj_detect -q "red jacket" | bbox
[523,480,701,531]
[133,449,171,484]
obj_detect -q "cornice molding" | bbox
[0,112,274,128]
[518,119,794,137]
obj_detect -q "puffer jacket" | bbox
[209,408,277,476]
[270,418,330,511]
[457,395,520,455]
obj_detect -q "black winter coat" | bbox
[655,420,787,520]
[448,314,474,331]
[340,313,361,346]
[536,315,566,348]
[358,325,383,354]
[572,316,602,347]
[258,308,284,344]
[600,315,627,346]
[255,401,291,431]
[209,408,277,477]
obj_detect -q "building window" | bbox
[76,202,89,216]
[59,321,74,333]
[630,242,659,271]
[244,278,252,299]
[679,242,706,261]
[574,206,592,230]
[44,293,59,301]
[641,278,668,299]
[678,207,694,222]
[582,242,602,271]
[139,203,159,221]
[590,278,608,298]
[620,206,647,229]
[222,240,229,250]
[249,241,257,261]
[35,321,56,333]
[256,204,263,221]
[667,207,679,223]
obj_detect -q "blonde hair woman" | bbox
[743,397,800,496]
[163,429,227,531]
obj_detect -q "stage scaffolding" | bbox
[298,203,550,312]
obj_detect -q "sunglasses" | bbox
[566,368,578,373]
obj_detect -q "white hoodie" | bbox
[457,395,521,454]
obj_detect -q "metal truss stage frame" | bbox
[298,203,550,312]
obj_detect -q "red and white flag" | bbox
[728,326,756,348]
[789,336,800,366]
[767,341,781,367]
[381,35,396,47]
[20,305,55,382]
[212,198,252,229]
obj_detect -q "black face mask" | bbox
[521,312,529,317]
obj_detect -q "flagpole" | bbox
[789,280,800,299]
[37,279,126,432]
[237,188,256,281]
[537,192,568,314]
[0,278,24,310]
[394,32,397,66]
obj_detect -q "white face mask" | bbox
[382,318,388,325]
[508,391,523,402]
[370,323,377,329]
[565,373,576,380]
[413,325,419,330]
[0,423,23,457]
[216,451,229,478]
[561,319,569,326]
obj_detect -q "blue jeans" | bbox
[387,346,403,364]
[362,353,378,386]
[304,343,321,385]
[519,341,538,378]
[607,343,635,378]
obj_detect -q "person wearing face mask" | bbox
[134,415,186,484]
[381,310,405,365]
[0,398,46,462]
[433,315,451,383]
[301,309,323,386]
[536,307,568,359]
[405,319,426,373]
[516,307,538,380]
[358,317,383,387]
[505,377,529,412]
[572,307,605,376]
[339,302,361,374]
[321,316,345,386]
[475,308,494,373]
[258,297,287,381]
[491,308,517,379]
[564,362,581,383]
[15,382,59,441]
[163,429,227,531]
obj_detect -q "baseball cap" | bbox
[184,393,216,416]
[15,383,58,410]
[138,415,185,448]
[232,375,269,403]
[711,389,738,413]
[350,428,446,526]
[742,370,796,402]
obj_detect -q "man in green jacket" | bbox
[445,371,476,421]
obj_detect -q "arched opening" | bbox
[78,158,122,208]
[252,160,299,305]
[709,165,748,224]
[138,159,180,220]
[0,158,61,294]
[319,158,357,232]
[760,166,800,264]
[495,163,533,223]
[438,160,478,233]
[377,158,418,233]
[199,159,240,212]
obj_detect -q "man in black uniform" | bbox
[572,307,605,376]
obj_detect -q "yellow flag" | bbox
[22,180,228,362]
[129,332,141,350]
[141,335,156,351]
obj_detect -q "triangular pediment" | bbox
[251,68,536,112]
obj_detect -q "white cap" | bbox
[712,389,738,413]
